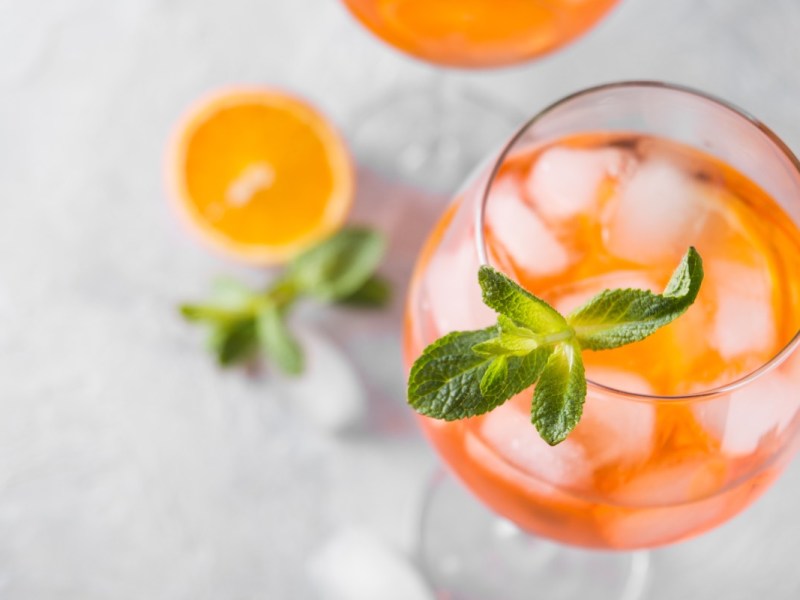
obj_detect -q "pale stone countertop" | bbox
[1,0,799,598]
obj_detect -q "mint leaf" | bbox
[664,245,703,297]
[257,305,303,375]
[179,226,389,376]
[473,316,554,404]
[265,275,300,310]
[210,277,256,309]
[408,327,500,419]
[478,266,567,334]
[180,304,239,324]
[480,346,553,406]
[180,279,256,323]
[339,274,391,307]
[567,247,704,350]
[408,316,555,420]
[480,357,508,397]
[532,341,586,446]
[209,318,259,366]
[407,248,703,445]
[290,228,386,302]
[472,315,541,357]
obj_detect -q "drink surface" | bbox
[342,0,620,68]
[404,132,800,549]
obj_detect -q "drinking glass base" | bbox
[348,81,523,194]
[418,471,650,600]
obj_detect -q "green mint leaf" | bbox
[338,274,392,307]
[497,314,534,336]
[180,304,239,324]
[478,266,567,333]
[479,345,553,406]
[567,247,704,350]
[479,356,508,397]
[209,318,259,367]
[263,275,300,310]
[210,277,257,309]
[532,341,586,446]
[410,314,554,419]
[289,227,386,302]
[408,248,703,445]
[179,226,390,375]
[663,245,704,297]
[474,317,554,407]
[471,339,518,357]
[180,279,257,323]
[408,327,501,419]
[472,317,541,357]
[257,305,303,375]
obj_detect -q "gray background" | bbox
[1,0,799,598]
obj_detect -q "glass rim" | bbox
[475,80,800,402]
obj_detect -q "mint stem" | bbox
[539,330,575,346]
[180,226,390,374]
[264,276,300,309]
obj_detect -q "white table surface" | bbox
[1,0,799,598]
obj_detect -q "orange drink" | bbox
[403,83,800,556]
[342,0,620,67]
[339,1,620,193]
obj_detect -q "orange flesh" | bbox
[172,91,353,263]
[343,0,620,67]
[185,103,337,246]
[404,133,800,549]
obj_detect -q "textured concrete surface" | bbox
[1,0,799,598]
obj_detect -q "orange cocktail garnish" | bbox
[169,88,354,264]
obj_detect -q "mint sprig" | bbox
[181,227,390,373]
[408,247,703,445]
[568,247,703,349]
[532,341,586,445]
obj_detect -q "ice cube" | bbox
[607,455,728,506]
[707,260,777,361]
[424,236,495,335]
[307,528,434,600]
[525,146,627,223]
[473,370,656,494]
[475,397,592,489]
[572,375,657,468]
[486,176,571,277]
[604,159,709,264]
[693,372,798,456]
[277,328,366,433]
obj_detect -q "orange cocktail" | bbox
[342,0,620,67]
[404,83,800,550]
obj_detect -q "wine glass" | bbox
[403,81,800,598]
[339,0,621,192]
[342,0,620,68]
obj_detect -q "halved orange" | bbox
[168,87,354,264]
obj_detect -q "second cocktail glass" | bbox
[342,0,620,68]
[403,82,800,599]
[339,0,621,192]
